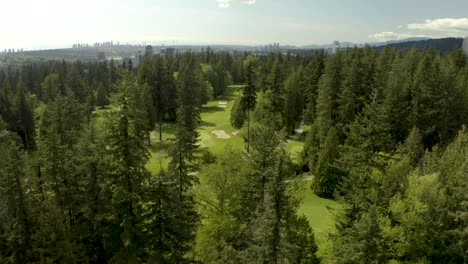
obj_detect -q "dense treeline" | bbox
[0,46,467,263]
[296,47,468,263]
[0,50,320,263]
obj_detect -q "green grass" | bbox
[198,85,245,155]
[297,186,340,259]
[285,138,304,163]
[145,123,176,173]
[145,85,245,173]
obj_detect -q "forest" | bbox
[0,46,467,263]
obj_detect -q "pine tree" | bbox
[41,73,61,103]
[0,121,32,263]
[244,125,320,263]
[169,53,202,183]
[302,52,325,124]
[143,170,197,263]
[14,82,35,149]
[398,127,424,167]
[142,83,156,145]
[38,94,85,216]
[315,54,342,143]
[154,57,177,140]
[312,126,343,198]
[265,54,286,116]
[240,56,258,152]
[66,62,89,103]
[103,72,151,261]
[284,69,304,134]
[165,53,202,262]
[96,81,108,108]
[70,123,109,263]
[337,48,366,131]
[230,97,246,129]
[0,79,15,130]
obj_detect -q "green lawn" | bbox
[145,123,176,173]
[297,186,339,258]
[198,85,245,155]
[285,137,305,163]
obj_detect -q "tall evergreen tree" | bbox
[302,52,325,124]
[240,56,258,152]
[103,72,150,262]
[312,126,343,198]
[284,69,304,134]
[14,83,35,149]
[315,54,342,143]
[0,121,32,263]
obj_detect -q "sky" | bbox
[1,0,468,50]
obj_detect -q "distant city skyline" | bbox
[1,0,468,51]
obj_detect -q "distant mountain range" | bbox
[299,37,465,53]
[299,37,431,49]
[2,37,465,63]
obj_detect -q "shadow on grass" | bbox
[200,120,216,127]
[223,85,242,101]
[149,139,174,153]
[159,122,177,134]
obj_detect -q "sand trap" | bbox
[212,130,231,139]
[218,100,227,108]
[232,130,240,136]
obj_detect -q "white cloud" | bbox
[217,0,256,8]
[368,32,426,42]
[408,18,468,32]
[369,17,468,42]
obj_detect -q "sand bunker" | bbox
[212,130,231,139]
[232,130,240,136]
[218,100,227,108]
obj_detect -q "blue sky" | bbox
[1,0,468,50]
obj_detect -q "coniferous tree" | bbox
[96,81,108,108]
[265,54,286,117]
[0,121,32,262]
[243,122,320,264]
[103,72,150,262]
[315,54,342,143]
[169,54,202,191]
[230,97,246,129]
[240,56,258,152]
[312,126,343,198]
[165,53,202,262]
[72,123,109,263]
[302,53,325,124]
[41,73,61,103]
[284,69,304,134]
[67,62,89,103]
[14,83,35,149]
[337,48,365,131]
[194,146,252,263]
[0,79,15,129]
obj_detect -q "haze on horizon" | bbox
[1,0,468,51]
